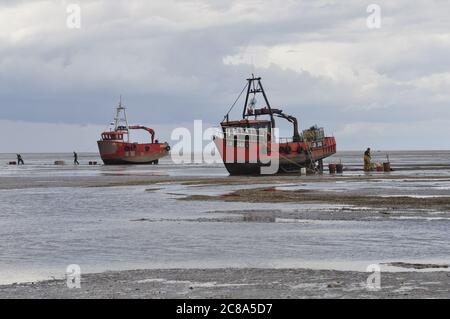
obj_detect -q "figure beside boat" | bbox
[214,75,336,175]
[97,99,170,165]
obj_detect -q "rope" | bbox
[223,82,249,121]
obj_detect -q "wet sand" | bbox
[0,267,448,299]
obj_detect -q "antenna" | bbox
[113,95,130,142]
[250,53,255,75]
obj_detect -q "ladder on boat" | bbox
[305,143,322,174]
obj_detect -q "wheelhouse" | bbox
[100,131,127,141]
[221,119,272,155]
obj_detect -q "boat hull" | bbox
[97,140,169,165]
[214,136,336,175]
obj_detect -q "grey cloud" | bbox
[1,0,450,150]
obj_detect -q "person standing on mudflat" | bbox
[363,148,371,171]
[17,154,24,165]
[73,152,79,165]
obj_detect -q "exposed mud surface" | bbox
[2,173,450,190]
[382,262,449,270]
[182,187,450,212]
[1,268,449,299]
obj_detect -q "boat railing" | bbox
[224,131,268,143]
[278,137,293,144]
[278,135,306,144]
[224,137,268,143]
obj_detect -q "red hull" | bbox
[214,136,336,175]
[97,140,169,165]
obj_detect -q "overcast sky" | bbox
[1,0,450,152]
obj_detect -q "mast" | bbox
[242,75,275,128]
[113,96,130,142]
[241,76,301,141]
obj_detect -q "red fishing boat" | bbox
[97,99,170,165]
[214,75,336,175]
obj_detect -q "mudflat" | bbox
[1,268,449,299]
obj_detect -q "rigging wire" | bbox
[222,82,249,121]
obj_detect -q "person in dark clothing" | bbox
[17,154,24,165]
[364,148,371,171]
[73,152,79,165]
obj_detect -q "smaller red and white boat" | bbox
[97,99,170,165]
